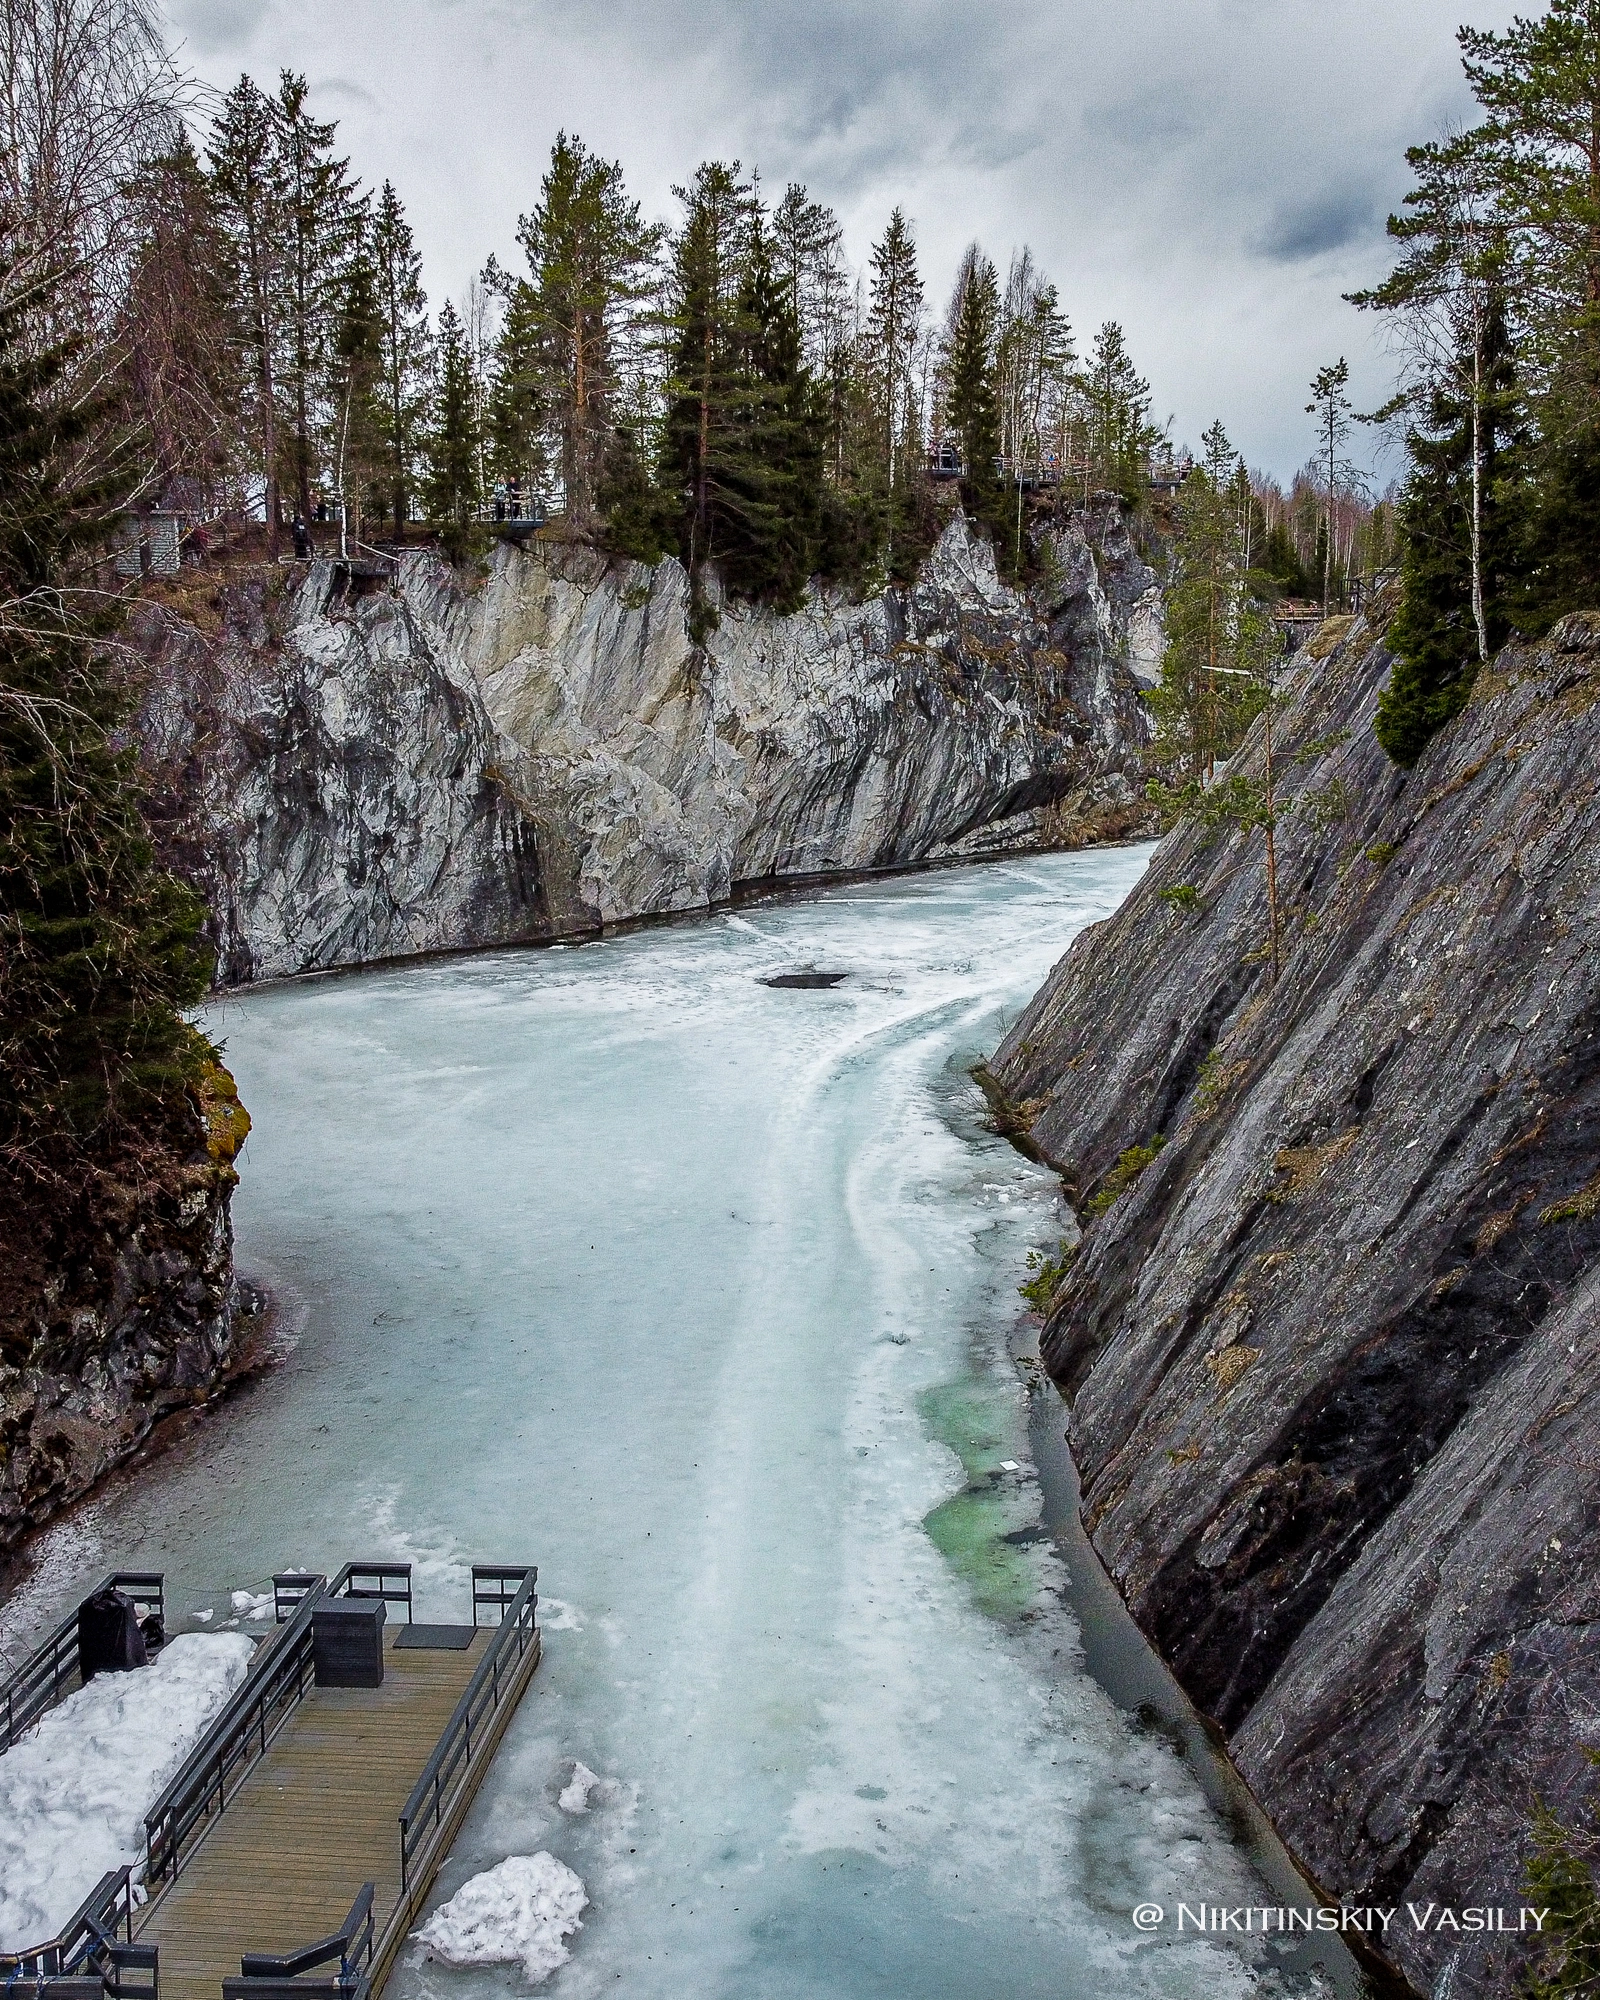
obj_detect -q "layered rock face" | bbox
[137,505,1159,983]
[991,603,1600,1997]
[0,1067,251,1553]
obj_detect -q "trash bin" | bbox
[312,1599,386,1687]
[78,1588,148,1680]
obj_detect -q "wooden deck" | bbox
[135,1622,536,2000]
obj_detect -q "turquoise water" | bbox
[1,851,1328,1999]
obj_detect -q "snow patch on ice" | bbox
[414,1854,587,1985]
[538,1598,582,1632]
[356,1489,468,1612]
[229,1589,274,1620]
[555,1760,626,1815]
[0,1633,254,1950]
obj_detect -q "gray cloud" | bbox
[1256,186,1384,262]
[161,0,1510,477]
[166,0,271,58]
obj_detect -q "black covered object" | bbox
[141,1612,166,1654]
[312,1598,386,1687]
[78,1588,149,1680]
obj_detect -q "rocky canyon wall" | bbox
[135,504,1162,984]
[989,599,1600,1999]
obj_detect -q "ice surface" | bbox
[414,1855,587,1984]
[1,853,1330,1998]
[0,1633,254,1948]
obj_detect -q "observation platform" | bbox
[1,1562,542,2000]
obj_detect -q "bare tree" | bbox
[0,0,192,338]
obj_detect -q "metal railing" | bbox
[398,1566,538,1893]
[0,1867,158,2000]
[340,1563,413,1623]
[143,1564,417,1887]
[1,1573,164,1754]
[222,1881,373,2000]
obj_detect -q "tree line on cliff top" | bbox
[5,0,1600,1171]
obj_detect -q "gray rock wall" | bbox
[990,602,1600,1999]
[138,506,1158,983]
[0,1069,250,1553]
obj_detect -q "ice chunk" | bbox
[0,1632,254,1950]
[229,1589,275,1620]
[557,1761,601,1813]
[414,1854,588,1985]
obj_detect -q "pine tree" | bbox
[512,133,661,527]
[208,75,286,546]
[0,252,211,1165]
[1306,359,1359,615]
[944,250,1002,532]
[424,302,481,559]
[370,181,431,537]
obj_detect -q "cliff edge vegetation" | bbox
[0,244,250,1553]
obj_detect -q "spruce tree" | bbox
[371,181,431,537]
[273,71,363,524]
[1080,322,1157,505]
[713,219,824,609]
[1147,421,1272,779]
[866,209,925,509]
[661,161,755,612]
[772,183,846,370]
[0,256,211,1166]
[1377,295,1518,765]
[424,302,481,559]
[332,244,385,548]
[208,75,286,545]
[945,252,1002,533]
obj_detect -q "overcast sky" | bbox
[161,0,1514,483]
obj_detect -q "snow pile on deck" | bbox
[0,1632,254,1950]
[414,1854,588,1985]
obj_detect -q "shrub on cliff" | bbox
[1522,1784,1600,1998]
[0,247,213,1173]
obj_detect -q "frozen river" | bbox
[1,850,1343,1998]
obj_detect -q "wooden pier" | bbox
[2,1560,542,2000]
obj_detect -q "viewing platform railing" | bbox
[143,1563,413,1888]
[398,1565,539,1894]
[0,1572,164,1754]
[0,1866,159,2000]
[222,1881,375,2000]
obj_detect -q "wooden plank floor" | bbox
[137,1627,486,2000]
